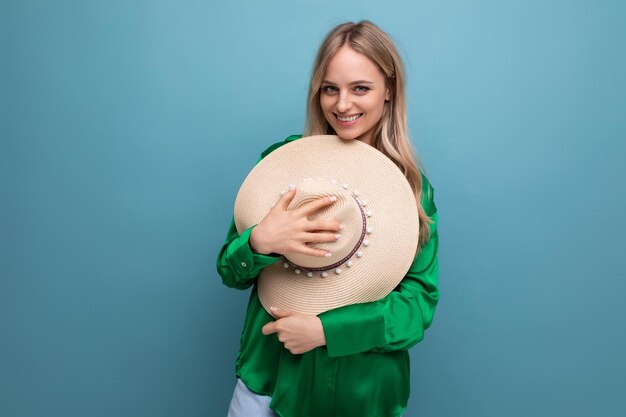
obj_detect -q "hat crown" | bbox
[285,178,366,269]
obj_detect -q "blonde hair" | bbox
[304,20,434,251]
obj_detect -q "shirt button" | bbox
[241,261,247,267]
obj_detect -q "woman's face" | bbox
[320,44,390,146]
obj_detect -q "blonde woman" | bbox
[217,20,439,417]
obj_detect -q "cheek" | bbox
[319,95,332,111]
[366,96,386,114]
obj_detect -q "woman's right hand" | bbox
[249,185,344,257]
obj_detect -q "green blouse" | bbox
[216,134,439,417]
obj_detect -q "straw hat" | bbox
[234,135,419,316]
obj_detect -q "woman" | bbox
[217,20,439,417]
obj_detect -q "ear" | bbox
[385,87,391,102]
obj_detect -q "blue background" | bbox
[2,1,625,416]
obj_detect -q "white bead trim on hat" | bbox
[279,178,372,278]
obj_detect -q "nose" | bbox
[336,91,352,113]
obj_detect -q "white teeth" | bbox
[337,114,362,122]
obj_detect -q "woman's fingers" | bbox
[303,232,341,244]
[305,219,344,233]
[277,185,297,210]
[269,191,343,258]
[295,245,331,258]
[295,195,337,217]
[286,232,339,258]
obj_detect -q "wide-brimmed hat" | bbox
[234,135,419,316]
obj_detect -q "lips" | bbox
[336,113,363,122]
[334,113,363,129]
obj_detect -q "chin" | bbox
[334,131,359,141]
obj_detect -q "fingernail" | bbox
[288,184,295,190]
[335,234,341,240]
[325,252,332,257]
[329,196,337,202]
[339,224,345,230]
[270,306,277,311]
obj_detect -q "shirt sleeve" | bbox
[318,181,439,358]
[215,217,282,290]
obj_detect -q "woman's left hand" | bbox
[261,307,327,355]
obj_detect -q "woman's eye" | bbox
[321,85,369,94]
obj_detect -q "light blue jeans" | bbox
[227,378,279,417]
[226,377,405,417]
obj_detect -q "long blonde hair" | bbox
[304,20,434,251]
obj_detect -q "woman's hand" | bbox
[249,185,344,257]
[261,307,327,355]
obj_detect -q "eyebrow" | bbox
[321,80,374,85]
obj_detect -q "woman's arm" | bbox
[318,181,439,357]
[215,134,303,290]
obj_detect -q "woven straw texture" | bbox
[234,135,419,315]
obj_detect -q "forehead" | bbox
[324,45,385,83]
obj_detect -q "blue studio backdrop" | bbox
[2,1,625,416]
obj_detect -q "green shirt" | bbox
[216,134,439,417]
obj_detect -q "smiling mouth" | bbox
[335,113,363,122]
